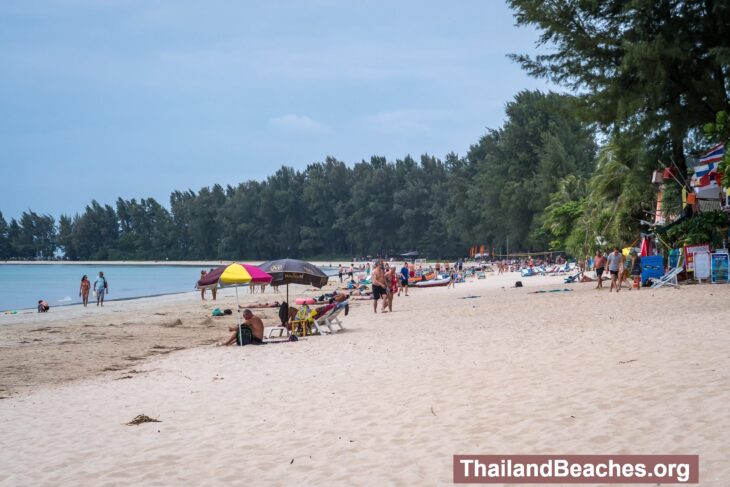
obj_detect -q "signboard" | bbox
[711,252,729,283]
[684,244,711,273]
[693,251,711,280]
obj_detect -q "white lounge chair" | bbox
[323,306,345,332]
[648,267,682,288]
[265,325,289,339]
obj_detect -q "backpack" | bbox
[236,325,254,346]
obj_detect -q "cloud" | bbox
[362,110,447,134]
[268,114,330,134]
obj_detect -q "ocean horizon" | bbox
[0,263,338,312]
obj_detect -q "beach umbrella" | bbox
[257,258,329,304]
[197,262,272,310]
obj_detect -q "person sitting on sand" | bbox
[217,309,264,346]
[37,300,50,313]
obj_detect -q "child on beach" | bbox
[37,300,50,313]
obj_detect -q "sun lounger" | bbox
[648,267,682,288]
[265,326,289,339]
[564,270,582,283]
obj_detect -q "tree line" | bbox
[2,1,728,261]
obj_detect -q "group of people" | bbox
[40,271,108,313]
[78,272,109,306]
[370,261,413,313]
[592,248,642,292]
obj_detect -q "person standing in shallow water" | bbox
[79,275,90,307]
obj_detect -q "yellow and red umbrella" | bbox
[197,263,272,289]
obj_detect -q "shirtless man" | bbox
[594,250,606,289]
[218,309,264,346]
[371,261,387,314]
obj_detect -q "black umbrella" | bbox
[258,259,330,304]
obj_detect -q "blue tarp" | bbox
[641,255,664,285]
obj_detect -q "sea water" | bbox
[0,264,339,312]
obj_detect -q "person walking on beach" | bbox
[371,261,386,314]
[338,264,343,283]
[94,271,108,306]
[606,248,622,292]
[348,263,354,281]
[79,275,91,307]
[398,262,409,296]
[200,270,207,300]
[210,269,218,300]
[594,250,606,289]
[447,269,456,288]
[382,265,396,313]
[630,250,642,290]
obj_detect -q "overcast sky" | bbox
[0,0,552,219]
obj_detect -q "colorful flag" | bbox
[691,143,725,189]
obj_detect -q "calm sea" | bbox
[0,264,338,312]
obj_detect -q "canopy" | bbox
[258,259,329,304]
[197,263,272,289]
[258,259,329,288]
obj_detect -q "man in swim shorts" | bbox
[606,247,622,292]
[218,309,264,346]
[371,261,386,313]
[594,250,606,289]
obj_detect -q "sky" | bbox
[0,0,552,219]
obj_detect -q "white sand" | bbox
[1,273,728,485]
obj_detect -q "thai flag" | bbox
[699,143,725,165]
[691,144,725,189]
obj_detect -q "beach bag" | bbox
[223,309,232,315]
[212,308,224,317]
[236,325,253,346]
[515,281,523,288]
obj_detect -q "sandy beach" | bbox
[1,273,728,485]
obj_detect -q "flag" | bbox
[690,143,724,189]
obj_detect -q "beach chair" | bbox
[563,270,581,283]
[321,304,346,333]
[476,271,486,279]
[265,325,289,339]
[648,267,682,288]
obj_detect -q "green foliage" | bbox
[467,90,596,251]
[0,211,11,259]
[509,0,730,175]
[666,211,730,247]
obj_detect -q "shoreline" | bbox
[1,272,728,484]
